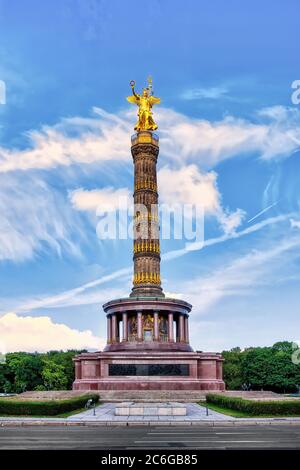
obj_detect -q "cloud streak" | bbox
[13,268,131,314]
[163,213,293,261]
[71,165,245,234]
[0,105,299,175]
[9,212,292,314]
[247,200,279,223]
[180,232,300,315]
[0,173,84,261]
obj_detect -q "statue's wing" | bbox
[149,96,161,105]
[127,95,139,105]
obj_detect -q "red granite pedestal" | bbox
[73,297,225,392]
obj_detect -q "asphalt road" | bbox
[0,424,299,449]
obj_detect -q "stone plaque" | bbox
[109,363,189,376]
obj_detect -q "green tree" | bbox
[241,343,300,392]
[6,353,43,393]
[0,363,13,393]
[0,350,84,393]
[41,359,68,390]
[222,347,244,390]
[44,350,86,389]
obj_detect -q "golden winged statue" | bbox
[127,77,160,131]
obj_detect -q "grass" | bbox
[200,402,300,418]
[199,402,250,417]
[0,403,102,419]
[0,393,100,418]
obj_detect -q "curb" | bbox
[1,418,300,427]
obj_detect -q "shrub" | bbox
[0,393,99,416]
[206,393,300,416]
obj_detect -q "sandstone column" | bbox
[179,314,185,342]
[184,315,189,343]
[154,311,159,340]
[111,314,117,343]
[168,312,174,342]
[137,311,143,341]
[107,315,112,343]
[122,312,128,342]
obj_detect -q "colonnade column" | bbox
[184,315,189,343]
[137,311,143,341]
[168,312,174,342]
[179,314,185,342]
[111,314,117,343]
[107,315,112,343]
[122,312,128,342]
[154,311,159,340]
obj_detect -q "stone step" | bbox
[97,390,208,402]
[96,390,283,402]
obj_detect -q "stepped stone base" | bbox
[92,390,209,402]
[115,402,186,416]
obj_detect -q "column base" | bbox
[130,285,165,298]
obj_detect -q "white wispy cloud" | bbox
[158,165,220,211]
[179,232,300,315]
[12,271,130,314]
[290,218,300,229]
[9,213,291,314]
[0,107,131,173]
[158,165,245,234]
[0,103,298,263]
[162,213,293,261]
[71,165,245,235]
[0,105,299,175]
[158,106,300,165]
[0,312,103,352]
[0,173,84,262]
[70,187,131,212]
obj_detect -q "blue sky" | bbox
[0,0,300,353]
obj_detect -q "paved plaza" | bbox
[67,402,233,423]
[0,402,300,426]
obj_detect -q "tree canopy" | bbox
[0,350,85,393]
[223,342,300,392]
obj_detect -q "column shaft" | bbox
[107,315,112,343]
[122,312,128,342]
[168,312,174,342]
[111,314,117,343]
[137,311,143,341]
[184,315,189,343]
[179,314,185,342]
[154,311,159,340]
